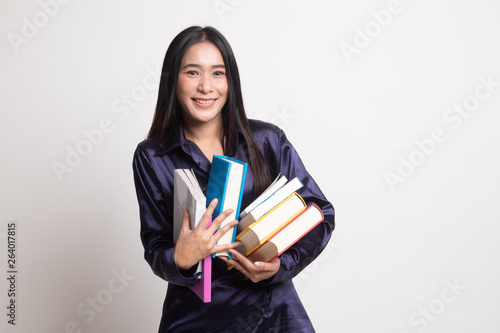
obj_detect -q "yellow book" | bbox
[246,204,324,264]
[234,192,306,257]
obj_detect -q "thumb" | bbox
[254,262,264,269]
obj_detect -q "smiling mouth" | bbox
[192,98,216,104]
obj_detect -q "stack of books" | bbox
[234,175,324,264]
[173,156,324,302]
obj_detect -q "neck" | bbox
[182,117,223,144]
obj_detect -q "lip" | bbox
[192,98,217,108]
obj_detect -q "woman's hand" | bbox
[174,198,241,270]
[221,249,281,283]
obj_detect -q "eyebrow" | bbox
[181,63,226,70]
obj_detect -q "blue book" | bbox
[206,155,247,258]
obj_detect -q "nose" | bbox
[198,75,213,94]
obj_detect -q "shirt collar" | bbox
[154,121,243,156]
[154,122,183,156]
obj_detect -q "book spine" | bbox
[232,162,247,243]
[206,157,229,257]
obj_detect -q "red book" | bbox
[245,204,324,263]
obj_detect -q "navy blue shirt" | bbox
[133,119,335,332]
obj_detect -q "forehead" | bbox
[181,42,225,66]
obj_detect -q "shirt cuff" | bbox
[157,247,200,286]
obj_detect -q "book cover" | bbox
[188,240,212,303]
[238,177,303,232]
[173,169,212,302]
[235,192,306,256]
[239,174,287,220]
[173,169,205,244]
[246,204,324,264]
[206,155,247,258]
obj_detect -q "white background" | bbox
[1,0,500,332]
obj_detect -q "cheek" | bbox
[216,80,229,97]
[177,77,192,98]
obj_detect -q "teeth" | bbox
[194,99,215,104]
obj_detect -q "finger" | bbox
[207,207,235,234]
[219,256,236,270]
[220,256,247,274]
[253,258,280,272]
[228,248,253,267]
[227,249,257,274]
[211,238,241,254]
[180,207,191,233]
[197,198,218,230]
[212,219,238,242]
[219,256,235,266]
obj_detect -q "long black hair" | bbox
[148,26,269,194]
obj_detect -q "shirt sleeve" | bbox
[132,146,199,286]
[260,129,335,285]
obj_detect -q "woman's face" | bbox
[176,42,228,127]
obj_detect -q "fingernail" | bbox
[254,262,261,268]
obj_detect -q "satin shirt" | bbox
[133,119,335,332]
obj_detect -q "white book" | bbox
[239,174,287,220]
[237,177,303,232]
[173,169,206,274]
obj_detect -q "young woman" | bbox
[133,26,335,332]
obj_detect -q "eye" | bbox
[186,70,198,76]
[213,71,225,76]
